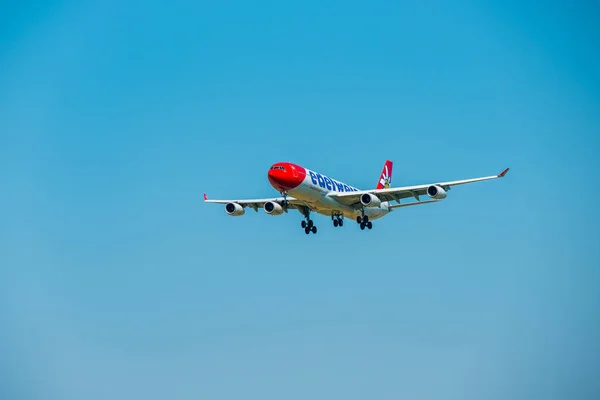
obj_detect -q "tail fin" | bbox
[376,160,393,189]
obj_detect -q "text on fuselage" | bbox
[308,170,359,192]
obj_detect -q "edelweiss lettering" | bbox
[308,170,358,192]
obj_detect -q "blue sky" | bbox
[1,1,599,399]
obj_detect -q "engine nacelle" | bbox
[427,185,447,199]
[225,202,245,216]
[264,201,284,216]
[360,193,382,207]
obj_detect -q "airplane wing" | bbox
[328,168,510,207]
[203,194,307,212]
[388,200,440,209]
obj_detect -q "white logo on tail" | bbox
[380,165,391,188]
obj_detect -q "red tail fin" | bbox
[376,160,393,189]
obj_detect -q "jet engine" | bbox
[426,185,447,199]
[264,201,284,216]
[360,193,381,207]
[225,202,245,216]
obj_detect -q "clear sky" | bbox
[1,1,599,399]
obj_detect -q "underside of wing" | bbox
[328,186,431,206]
[328,168,509,206]
[204,194,308,213]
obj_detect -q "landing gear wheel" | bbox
[360,223,366,230]
[338,218,343,227]
[367,221,373,229]
[363,215,369,223]
[301,207,316,235]
[356,216,362,224]
[333,219,339,227]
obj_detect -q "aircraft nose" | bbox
[267,168,279,181]
[267,168,290,191]
[267,164,303,192]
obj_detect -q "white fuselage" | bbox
[286,168,390,220]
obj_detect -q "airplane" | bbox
[204,160,509,234]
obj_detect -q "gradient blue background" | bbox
[1,1,599,399]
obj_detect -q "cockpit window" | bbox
[270,166,286,171]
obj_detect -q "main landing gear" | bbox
[301,208,317,234]
[356,215,373,230]
[301,219,317,234]
[332,214,344,228]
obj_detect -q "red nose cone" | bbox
[267,163,306,192]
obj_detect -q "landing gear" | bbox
[281,191,289,209]
[301,219,314,229]
[359,221,372,230]
[301,207,317,234]
[332,214,344,227]
[304,225,317,235]
[303,219,315,234]
[357,213,372,230]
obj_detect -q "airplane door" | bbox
[291,165,298,178]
